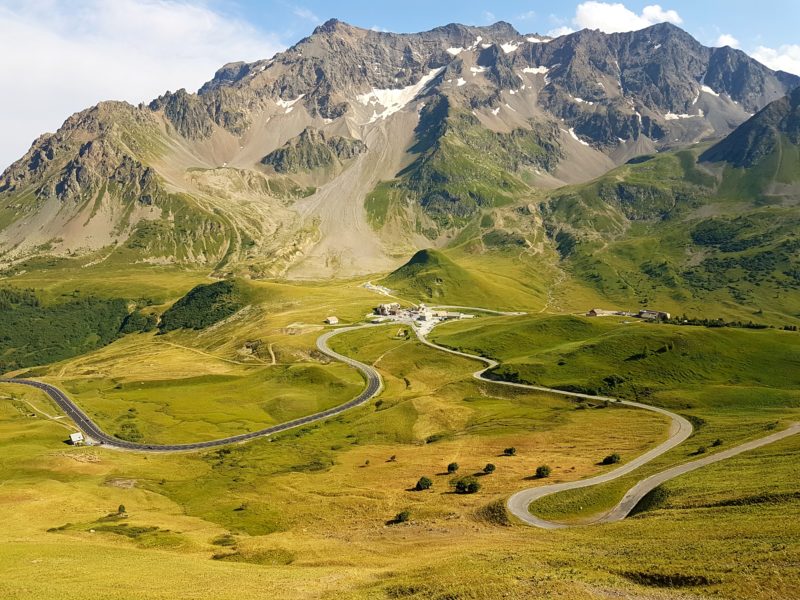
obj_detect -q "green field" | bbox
[0,249,798,599]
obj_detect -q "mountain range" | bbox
[0,18,798,293]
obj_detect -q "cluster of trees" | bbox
[664,315,771,330]
[413,459,502,495]
[0,284,166,373]
[158,280,243,333]
[0,288,133,372]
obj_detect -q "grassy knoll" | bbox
[379,248,546,310]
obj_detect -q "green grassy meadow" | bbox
[0,249,798,599]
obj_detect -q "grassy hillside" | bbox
[380,248,541,309]
[0,310,798,598]
[539,148,800,324]
[365,98,559,235]
[433,313,800,526]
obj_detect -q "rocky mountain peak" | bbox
[313,18,349,35]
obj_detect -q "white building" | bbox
[324,316,339,325]
[69,432,84,446]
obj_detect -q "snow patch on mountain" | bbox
[276,94,305,109]
[522,66,549,75]
[357,68,443,122]
[568,128,590,146]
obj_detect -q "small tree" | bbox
[535,465,551,479]
[388,454,397,462]
[602,453,621,465]
[503,447,517,456]
[696,446,707,455]
[117,504,126,515]
[712,438,723,447]
[394,510,410,523]
[447,462,459,474]
[415,476,433,491]
[483,463,496,474]
[455,476,481,494]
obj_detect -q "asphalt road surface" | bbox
[0,323,383,453]
[417,329,799,528]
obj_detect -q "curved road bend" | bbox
[0,324,383,453]
[419,329,800,528]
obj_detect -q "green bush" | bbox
[454,477,481,494]
[503,447,517,456]
[415,476,433,491]
[119,310,158,334]
[394,510,410,523]
[447,462,459,474]
[483,463,496,474]
[535,465,551,479]
[601,453,621,465]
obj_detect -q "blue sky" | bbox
[229,0,799,51]
[0,0,798,169]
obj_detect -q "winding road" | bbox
[1,311,797,528]
[415,315,800,529]
[0,324,383,453]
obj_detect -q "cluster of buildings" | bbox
[586,308,671,321]
[373,302,475,324]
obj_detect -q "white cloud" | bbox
[483,11,496,23]
[292,6,321,25]
[752,44,800,76]
[573,2,682,33]
[0,0,283,171]
[516,10,536,21]
[547,26,577,37]
[715,33,740,48]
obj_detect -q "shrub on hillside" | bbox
[602,453,621,465]
[454,477,481,494]
[394,510,410,524]
[535,465,551,479]
[503,447,517,456]
[483,463,496,474]
[447,462,459,474]
[415,476,432,491]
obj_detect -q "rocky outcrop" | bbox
[261,127,366,173]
